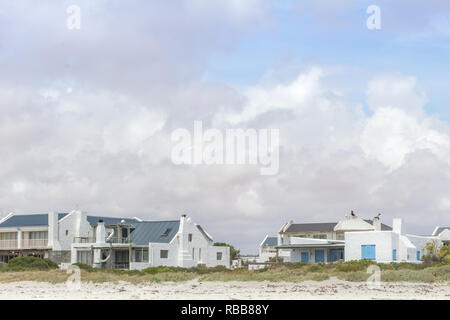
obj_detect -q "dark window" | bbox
[188,234,193,242]
[65,230,69,236]
[161,228,172,237]
[160,250,169,259]
[217,252,222,260]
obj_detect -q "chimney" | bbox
[96,220,106,244]
[48,212,59,249]
[373,214,382,231]
[393,218,403,234]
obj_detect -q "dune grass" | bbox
[0,258,449,284]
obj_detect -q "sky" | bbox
[0,0,449,253]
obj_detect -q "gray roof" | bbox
[283,220,391,233]
[262,236,277,247]
[86,216,139,227]
[196,225,213,242]
[434,227,450,236]
[0,213,68,228]
[130,220,180,245]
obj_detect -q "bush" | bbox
[306,264,324,273]
[72,263,95,272]
[6,256,58,271]
[0,262,7,271]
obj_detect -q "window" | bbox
[161,228,172,238]
[188,233,192,242]
[77,251,92,264]
[143,249,148,262]
[134,248,149,262]
[361,245,376,260]
[160,250,169,259]
[192,248,195,260]
[313,234,327,239]
[217,252,222,260]
[199,248,202,261]
[65,230,69,236]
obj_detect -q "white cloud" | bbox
[361,107,450,170]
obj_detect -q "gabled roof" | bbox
[86,216,139,227]
[130,220,180,245]
[262,236,277,247]
[283,220,391,233]
[196,225,213,242]
[0,213,68,228]
[433,227,450,236]
[284,222,337,233]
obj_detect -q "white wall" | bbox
[148,216,230,268]
[345,231,397,263]
[58,211,93,251]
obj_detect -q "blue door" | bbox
[416,251,421,260]
[329,249,344,262]
[392,249,397,261]
[315,250,325,263]
[361,245,376,260]
[301,252,309,263]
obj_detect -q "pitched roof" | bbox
[283,220,391,233]
[86,216,139,227]
[196,225,213,242]
[130,220,180,245]
[434,227,450,236]
[262,236,277,247]
[0,213,68,228]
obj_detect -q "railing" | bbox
[0,240,18,249]
[73,237,96,244]
[108,237,130,244]
[113,262,129,269]
[22,239,48,249]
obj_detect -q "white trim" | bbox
[0,212,14,225]
[259,234,269,248]
[432,226,440,236]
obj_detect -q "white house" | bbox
[345,218,442,263]
[274,213,391,263]
[0,211,230,269]
[432,226,450,245]
[256,235,277,262]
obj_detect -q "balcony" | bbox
[22,239,48,249]
[0,240,18,250]
[73,237,96,244]
[108,237,130,244]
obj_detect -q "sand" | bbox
[0,278,449,300]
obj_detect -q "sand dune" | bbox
[0,278,449,300]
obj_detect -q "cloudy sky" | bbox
[1,0,450,253]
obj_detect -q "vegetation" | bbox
[2,256,58,272]
[0,256,448,284]
[213,242,240,260]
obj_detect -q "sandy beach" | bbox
[0,278,449,300]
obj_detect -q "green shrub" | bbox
[72,263,95,272]
[306,264,324,273]
[0,262,7,271]
[6,256,58,271]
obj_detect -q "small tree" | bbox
[438,244,450,264]
[214,242,240,260]
[423,241,440,264]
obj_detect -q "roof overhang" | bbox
[276,243,345,249]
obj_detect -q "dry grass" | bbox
[0,263,448,284]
